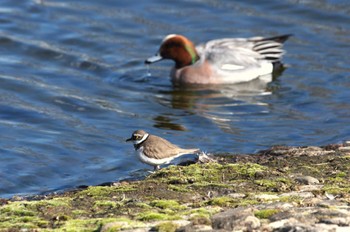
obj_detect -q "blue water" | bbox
[0,0,349,198]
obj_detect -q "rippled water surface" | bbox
[0,0,349,198]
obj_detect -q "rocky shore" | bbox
[1,142,350,231]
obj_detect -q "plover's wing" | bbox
[143,135,198,159]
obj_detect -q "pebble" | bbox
[339,146,350,151]
[211,207,256,231]
[295,176,320,185]
[279,191,315,198]
[254,194,279,200]
[320,217,350,226]
[299,184,323,192]
[100,222,135,232]
[244,215,261,230]
[227,193,246,199]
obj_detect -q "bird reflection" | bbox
[152,74,282,132]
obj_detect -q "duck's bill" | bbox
[145,54,163,64]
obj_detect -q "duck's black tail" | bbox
[259,34,293,44]
[252,34,292,62]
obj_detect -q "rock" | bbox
[269,219,339,232]
[211,207,260,231]
[313,208,350,218]
[227,193,246,199]
[264,202,295,210]
[177,224,213,232]
[268,218,297,230]
[313,223,340,232]
[122,229,149,232]
[339,146,350,152]
[244,215,261,229]
[339,141,350,152]
[279,191,315,198]
[333,227,350,232]
[100,221,133,232]
[261,146,335,157]
[254,194,279,200]
[295,176,320,185]
[319,217,350,226]
[299,184,323,192]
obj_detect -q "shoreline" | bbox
[1,142,350,231]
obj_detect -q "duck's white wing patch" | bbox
[218,61,273,84]
[221,64,245,70]
[196,37,281,84]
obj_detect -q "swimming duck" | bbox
[145,34,291,85]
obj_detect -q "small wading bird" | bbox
[145,34,291,85]
[126,130,199,171]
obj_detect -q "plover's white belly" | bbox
[136,147,175,166]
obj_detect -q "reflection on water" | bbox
[0,0,349,198]
[154,76,276,133]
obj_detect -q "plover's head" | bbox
[126,130,149,145]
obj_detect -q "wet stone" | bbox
[227,193,246,199]
[211,207,260,231]
[295,176,320,185]
[319,217,350,226]
[279,191,315,198]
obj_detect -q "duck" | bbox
[145,34,291,85]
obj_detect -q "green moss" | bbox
[1,146,348,230]
[150,199,186,210]
[254,209,280,219]
[136,212,181,221]
[61,218,117,231]
[78,185,136,198]
[0,202,36,217]
[155,222,179,232]
[299,165,321,174]
[237,199,260,206]
[190,214,211,225]
[192,182,232,189]
[152,163,223,184]
[226,163,267,178]
[167,184,192,192]
[322,186,350,195]
[100,224,123,232]
[136,212,167,221]
[151,162,268,186]
[340,155,350,160]
[187,208,212,216]
[94,200,119,208]
[25,197,71,209]
[254,179,278,188]
[72,209,88,217]
[278,195,303,204]
[99,217,145,231]
[208,196,233,207]
[0,205,49,229]
[79,186,116,198]
[336,171,347,178]
[133,202,152,209]
[0,200,73,229]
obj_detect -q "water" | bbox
[0,0,349,198]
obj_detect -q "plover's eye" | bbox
[134,135,141,140]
